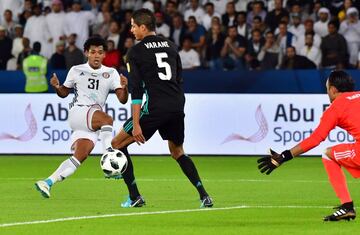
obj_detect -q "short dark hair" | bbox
[132,8,156,32]
[33,41,41,53]
[83,36,107,52]
[328,20,339,30]
[328,70,355,92]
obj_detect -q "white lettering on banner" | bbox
[0,94,355,155]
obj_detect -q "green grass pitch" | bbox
[0,156,359,234]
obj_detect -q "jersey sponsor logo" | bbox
[102,72,110,79]
[91,73,98,77]
[144,41,170,49]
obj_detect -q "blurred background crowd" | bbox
[1,0,360,72]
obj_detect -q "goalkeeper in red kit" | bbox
[258,70,359,221]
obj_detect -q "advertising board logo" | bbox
[222,105,268,144]
[0,104,37,141]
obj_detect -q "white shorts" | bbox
[68,105,101,148]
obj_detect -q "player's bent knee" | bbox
[322,148,333,161]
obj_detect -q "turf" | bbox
[0,156,359,234]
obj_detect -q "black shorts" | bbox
[123,111,185,145]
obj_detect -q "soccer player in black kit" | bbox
[111,8,213,208]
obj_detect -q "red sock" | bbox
[322,158,352,204]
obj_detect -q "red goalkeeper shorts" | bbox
[330,143,360,178]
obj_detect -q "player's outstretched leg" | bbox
[34,139,93,198]
[324,202,356,221]
[176,154,213,208]
[35,156,81,198]
[118,147,145,208]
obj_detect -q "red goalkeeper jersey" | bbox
[300,91,360,152]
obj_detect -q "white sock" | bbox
[47,156,80,185]
[100,125,113,152]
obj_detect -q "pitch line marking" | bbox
[0,205,332,228]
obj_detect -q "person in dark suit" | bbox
[280,46,316,69]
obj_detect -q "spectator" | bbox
[338,0,353,22]
[94,11,112,39]
[95,1,111,28]
[220,25,247,70]
[119,9,133,54]
[314,7,331,37]
[0,0,23,23]
[289,2,309,23]
[244,52,260,70]
[339,7,360,67]
[184,0,205,23]
[170,13,186,48]
[64,33,84,70]
[321,20,348,69]
[222,1,238,27]
[121,36,134,70]
[111,0,125,23]
[236,11,250,39]
[0,25,12,70]
[252,16,266,35]
[234,0,252,12]
[205,22,225,70]
[294,19,321,52]
[247,29,264,57]
[103,39,121,69]
[185,16,206,55]
[64,0,96,50]
[299,32,321,67]
[17,37,31,70]
[23,41,48,93]
[288,13,304,40]
[207,0,231,15]
[107,21,123,50]
[265,0,289,32]
[280,46,316,69]
[155,11,170,38]
[179,36,201,70]
[11,24,24,60]
[24,4,52,58]
[276,21,296,57]
[142,0,155,12]
[164,0,178,26]
[246,1,267,26]
[49,40,66,69]
[309,0,322,22]
[258,31,281,70]
[202,2,221,31]
[19,9,32,27]
[3,9,16,39]
[45,0,66,56]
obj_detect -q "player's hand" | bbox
[50,73,60,89]
[132,124,145,145]
[120,74,128,87]
[257,149,293,175]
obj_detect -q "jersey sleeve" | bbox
[110,69,122,91]
[299,104,339,152]
[63,67,76,88]
[126,48,144,104]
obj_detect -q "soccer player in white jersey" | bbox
[35,36,128,198]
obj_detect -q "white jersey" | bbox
[63,63,122,109]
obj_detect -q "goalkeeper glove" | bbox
[257,149,293,175]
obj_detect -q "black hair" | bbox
[328,70,355,92]
[33,41,41,52]
[204,2,214,8]
[132,8,156,32]
[83,36,107,52]
[328,20,339,30]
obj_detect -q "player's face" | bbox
[131,18,143,40]
[85,45,106,69]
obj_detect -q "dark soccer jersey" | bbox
[126,35,185,114]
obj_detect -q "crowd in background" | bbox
[1,0,360,71]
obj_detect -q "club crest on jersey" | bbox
[102,72,110,79]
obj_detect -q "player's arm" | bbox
[258,105,338,175]
[50,73,70,98]
[115,74,128,104]
[127,49,145,144]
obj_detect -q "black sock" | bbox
[343,201,354,210]
[119,147,140,200]
[176,154,208,199]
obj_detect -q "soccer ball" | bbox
[100,149,128,177]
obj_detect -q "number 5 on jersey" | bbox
[155,52,172,80]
